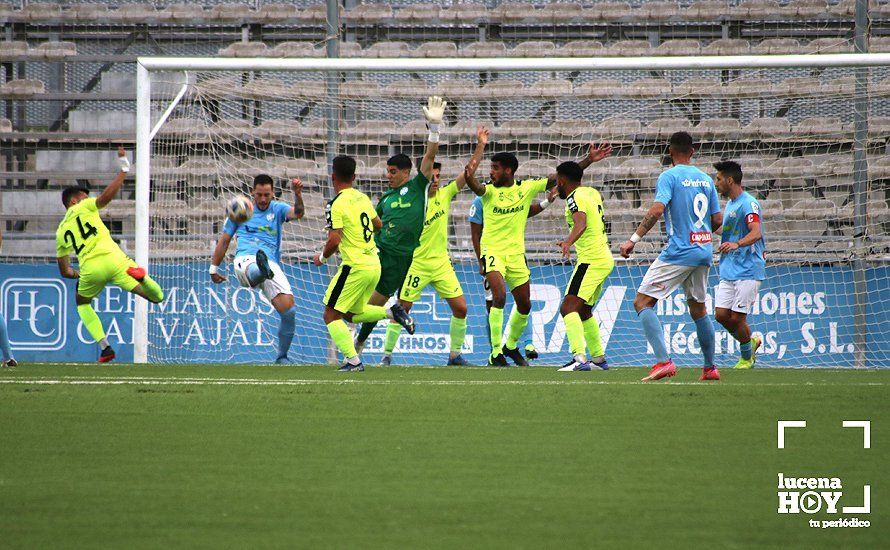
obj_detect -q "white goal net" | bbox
[137,56,890,367]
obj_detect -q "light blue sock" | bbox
[0,312,12,360]
[695,315,716,367]
[277,306,297,360]
[638,307,669,363]
[739,339,752,360]
[246,263,266,286]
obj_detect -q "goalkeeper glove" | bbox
[423,96,447,142]
[118,154,130,173]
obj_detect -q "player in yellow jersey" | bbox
[552,161,614,372]
[313,155,415,372]
[55,147,165,362]
[464,144,611,366]
[380,126,490,367]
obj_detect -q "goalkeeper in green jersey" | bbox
[464,143,612,366]
[379,125,490,366]
[354,96,445,353]
[55,147,165,362]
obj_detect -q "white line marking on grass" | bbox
[0,378,886,387]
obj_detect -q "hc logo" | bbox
[0,278,67,350]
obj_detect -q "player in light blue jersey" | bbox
[620,132,722,381]
[712,160,765,370]
[210,174,305,363]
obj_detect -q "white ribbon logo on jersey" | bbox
[776,420,871,529]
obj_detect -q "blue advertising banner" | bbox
[1,263,887,367]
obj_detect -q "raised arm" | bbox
[209,232,233,283]
[464,158,486,196]
[560,211,587,258]
[619,202,665,258]
[287,178,305,220]
[529,186,559,218]
[456,126,489,190]
[95,146,130,209]
[545,142,613,189]
[419,96,446,180]
[56,256,79,279]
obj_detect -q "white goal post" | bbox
[134,54,890,366]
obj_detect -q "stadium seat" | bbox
[527,78,573,98]
[395,5,441,23]
[196,76,243,98]
[442,5,489,23]
[161,4,207,23]
[345,4,391,24]
[499,119,544,140]
[805,38,853,54]
[208,5,253,23]
[702,39,751,56]
[675,77,722,97]
[218,42,268,57]
[617,158,664,180]
[492,3,541,23]
[72,4,110,22]
[794,117,852,141]
[460,42,508,58]
[254,4,299,23]
[257,120,302,142]
[696,118,742,140]
[271,42,322,58]
[742,118,791,141]
[831,0,857,18]
[638,1,682,22]
[606,40,650,57]
[481,79,528,99]
[22,3,62,22]
[820,76,855,95]
[297,5,334,23]
[510,41,558,58]
[391,120,428,141]
[436,78,482,100]
[415,41,459,58]
[536,3,584,22]
[593,117,642,142]
[785,198,837,220]
[0,118,12,132]
[158,118,209,141]
[627,78,672,98]
[687,1,728,21]
[587,2,634,21]
[752,38,801,55]
[869,116,890,138]
[364,41,412,58]
[644,118,691,139]
[338,42,363,58]
[108,4,160,24]
[340,79,380,100]
[68,109,135,133]
[722,78,773,98]
[444,120,494,141]
[654,40,701,56]
[559,40,606,57]
[0,40,28,57]
[736,0,785,20]
[384,79,432,99]
[776,77,822,97]
[555,119,596,139]
[0,79,45,95]
[575,79,625,98]
[871,36,890,53]
[35,41,77,59]
[208,119,255,143]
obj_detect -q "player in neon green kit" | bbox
[380,126,490,366]
[314,156,415,372]
[55,147,165,362]
[354,96,446,353]
[552,161,614,372]
[464,144,612,366]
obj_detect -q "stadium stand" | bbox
[1,0,888,260]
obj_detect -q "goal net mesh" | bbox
[144,62,890,367]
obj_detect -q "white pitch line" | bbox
[0,378,886,387]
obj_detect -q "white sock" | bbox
[573,353,587,364]
[99,338,109,350]
[347,355,361,365]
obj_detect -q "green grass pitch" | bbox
[0,365,886,548]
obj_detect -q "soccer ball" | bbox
[226,195,253,223]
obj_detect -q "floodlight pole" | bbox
[134,62,151,364]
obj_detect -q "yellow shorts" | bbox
[400,258,464,303]
[565,262,614,306]
[480,251,530,291]
[323,264,381,315]
[77,253,139,299]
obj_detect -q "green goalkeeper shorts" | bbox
[376,249,414,298]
